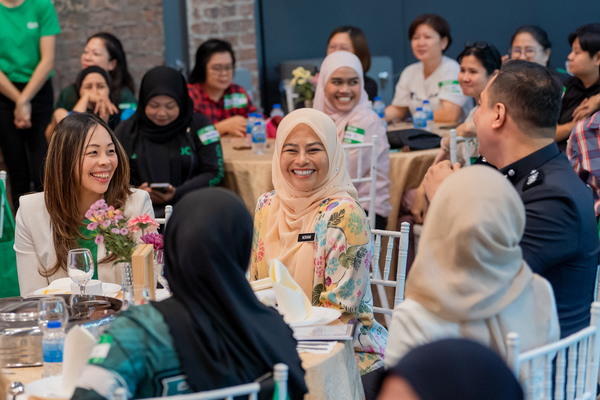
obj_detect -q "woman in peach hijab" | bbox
[250,108,387,375]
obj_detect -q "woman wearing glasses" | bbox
[504,25,569,82]
[187,39,256,137]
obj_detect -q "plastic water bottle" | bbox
[246,113,256,146]
[413,107,427,129]
[270,104,285,118]
[422,100,433,121]
[42,320,65,377]
[252,120,266,155]
[372,96,385,118]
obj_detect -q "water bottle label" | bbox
[342,125,365,144]
[252,132,266,143]
[89,334,113,364]
[439,80,462,94]
[413,118,427,129]
[224,93,248,109]
[197,125,220,145]
[43,340,64,363]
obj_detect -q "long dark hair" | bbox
[87,32,135,103]
[189,39,236,84]
[44,112,131,276]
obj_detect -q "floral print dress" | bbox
[251,191,388,374]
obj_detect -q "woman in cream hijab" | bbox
[313,51,392,229]
[385,165,560,368]
[250,108,388,374]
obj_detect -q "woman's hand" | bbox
[14,98,32,129]
[92,95,119,122]
[215,115,247,137]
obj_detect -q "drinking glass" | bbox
[155,250,170,293]
[37,296,69,329]
[67,248,95,295]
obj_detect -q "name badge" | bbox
[343,125,365,144]
[439,79,462,94]
[298,233,316,242]
[224,94,233,110]
[197,125,220,145]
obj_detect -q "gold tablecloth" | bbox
[221,124,444,231]
[7,340,364,400]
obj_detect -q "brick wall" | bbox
[186,0,259,105]
[52,0,166,98]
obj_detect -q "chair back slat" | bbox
[370,224,410,326]
[382,235,393,281]
[555,349,566,400]
[576,340,587,398]
[342,135,377,230]
[507,303,600,400]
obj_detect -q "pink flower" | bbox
[87,222,98,230]
[112,228,121,234]
[128,214,160,233]
[140,232,163,251]
[95,235,104,245]
[85,210,93,220]
[120,228,128,235]
[102,220,112,228]
[339,245,345,252]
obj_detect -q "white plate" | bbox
[33,282,122,298]
[25,376,72,398]
[288,306,341,328]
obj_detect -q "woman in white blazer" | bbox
[15,112,153,296]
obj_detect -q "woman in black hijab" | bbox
[72,188,307,399]
[46,66,119,139]
[155,188,307,398]
[115,66,223,217]
[377,339,523,400]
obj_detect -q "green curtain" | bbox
[0,179,19,298]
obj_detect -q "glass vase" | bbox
[118,262,134,310]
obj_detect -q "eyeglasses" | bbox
[465,41,490,50]
[510,47,538,57]
[209,64,234,74]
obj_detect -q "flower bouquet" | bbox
[290,67,316,108]
[86,200,160,263]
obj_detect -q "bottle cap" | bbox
[374,96,382,101]
[416,107,423,111]
[423,100,430,104]
[47,321,62,329]
[273,104,281,109]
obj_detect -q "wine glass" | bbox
[155,250,170,293]
[67,248,95,295]
[37,296,69,330]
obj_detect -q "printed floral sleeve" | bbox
[250,191,274,281]
[312,198,388,374]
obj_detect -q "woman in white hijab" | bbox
[313,51,392,230]
[250,108,387,375]
[385,165,560,367]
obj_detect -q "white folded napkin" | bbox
[269,259,312,323]
[43,277,102,295]
[62,326,97,394]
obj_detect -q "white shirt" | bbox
[391,56,473,121]
[14,189,153,296]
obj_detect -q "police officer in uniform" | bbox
[423,60,600,338]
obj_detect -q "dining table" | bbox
[5,336,364,400]
[221,122,450,231]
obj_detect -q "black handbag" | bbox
[386,129,441,151]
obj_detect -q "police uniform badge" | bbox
[523,169,544,191]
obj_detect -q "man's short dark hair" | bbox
[487,60,562,130]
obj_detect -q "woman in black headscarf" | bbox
[115,66,224,217]
[72,188,307,399]
[46,66,119,140]
[377,339,523,400]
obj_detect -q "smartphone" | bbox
[150,183,170,193]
